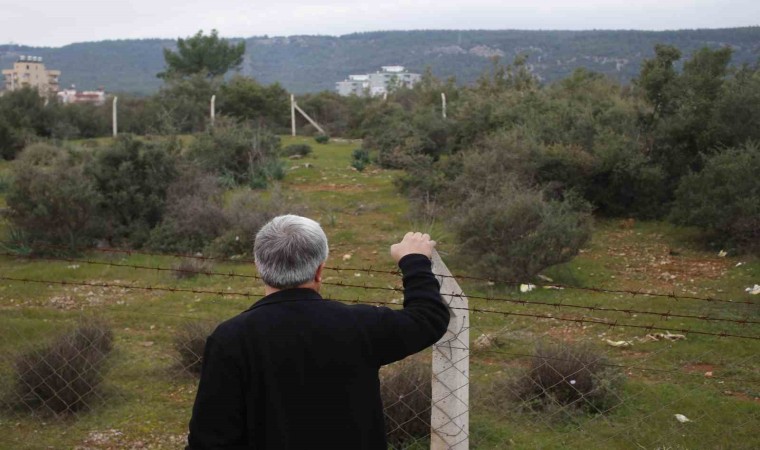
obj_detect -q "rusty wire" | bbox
[8,244,754,306]
[2,252,757,327]
[1,275,758,341]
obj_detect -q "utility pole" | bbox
[291,94,296,137]
[112,96,118,137]
[210,95,216,127]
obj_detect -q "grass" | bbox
[0,136,758,449]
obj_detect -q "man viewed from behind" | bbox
[187,214,450,449]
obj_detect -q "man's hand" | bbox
[390,232,436,263]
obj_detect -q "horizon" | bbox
[3,0,759,47]
[3,25,759,49]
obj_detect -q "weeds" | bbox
[171,258,215,279]
[381,358,431,448]
[508,341,625,415]
[173,321,216,375]
[9,321,114,416]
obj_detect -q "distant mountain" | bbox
[2,28,759,95]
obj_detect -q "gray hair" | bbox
[254,215,329,289]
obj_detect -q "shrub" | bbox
[452,180,593,281]
[147,166,228,253]
[4,143,102,253]
[281,143,313,157]
[10,321,114,415]
[0,171,11,194]
[174,321,216,376]
[670,141,760,253]
[380,358,431,448]
[314,134,330,144]
[205,188,298,257]
[0,87,51,160]
[188,120,283,188]
[351,148,371,172]
[171,257,215,280]
[508,341,624,414]
[87,135,178,247]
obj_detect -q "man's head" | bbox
[254,215,329,290]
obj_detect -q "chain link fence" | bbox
[0,248,758,449]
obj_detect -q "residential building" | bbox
[2,55,60,96]
[57,85,107,106]
[336,66,421,97]
[336,74,369,96]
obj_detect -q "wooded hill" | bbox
[1,28,759,94]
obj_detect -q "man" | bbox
[187,214,450,449]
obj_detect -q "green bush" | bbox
[147,166,228,253]
[281,143,313,157]
[87,135,178,247]
[441,141,593,281]
[351,148,371,172]
[188,120,283,188]
[670,142,760,253]
[10,321,114,415]
[0,87,52,160]
[205,188,297,257]
[452,180,592,282]
[0,171,11,194]
[314,134,330,144]
[4,143,102,253]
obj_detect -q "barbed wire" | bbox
[2,252,757,327]
[7,244,754,306]
[1,275,758,341]
[464,348,759,385]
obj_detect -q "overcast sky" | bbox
[3,0,759,47]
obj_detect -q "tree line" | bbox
[1,31,758,276]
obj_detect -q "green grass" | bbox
[0,137,758,449]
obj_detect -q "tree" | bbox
[218,76,290,128]
[636,44,682,119]
[158,29,245,79]
[5,143,102,252]
[0,87,51,159]
[670,141,760,254]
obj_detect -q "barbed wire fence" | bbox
[0,247,758,449]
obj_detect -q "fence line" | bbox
[3,253,757,327]
[1,275,758,342]
[14,245,754,306]
[1,260,757,449]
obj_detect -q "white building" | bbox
[57,85,107,106]
[336,66,421,97]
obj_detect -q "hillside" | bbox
[1,28,759,94]
[0,137,758,449]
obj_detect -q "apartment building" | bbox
[2,55,61,96]
[336,66,421,97]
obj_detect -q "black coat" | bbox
[186,254,450,449]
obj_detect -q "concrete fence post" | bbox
[430,250,469,450]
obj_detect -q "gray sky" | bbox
[3,0,759,47]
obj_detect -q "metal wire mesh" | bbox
[0,249,758,449]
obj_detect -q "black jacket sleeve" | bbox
[186,335,248,450]
[370,253,451,366]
